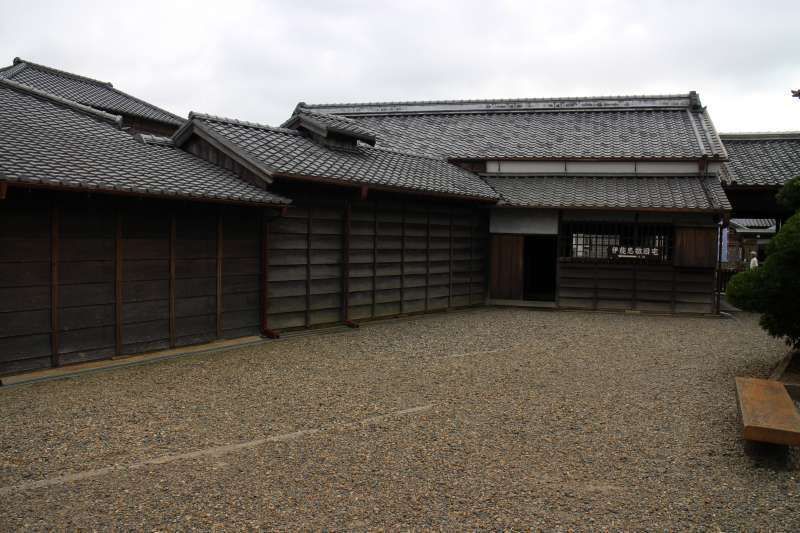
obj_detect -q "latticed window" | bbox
[560,222,673,263]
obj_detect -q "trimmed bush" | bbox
[727,176,800,348]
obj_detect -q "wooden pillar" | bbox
[260,212,269,335]
[371,204,378,319]
[50,205,60,368]
[168,212,176,348]
[305,208,312,328]
[0,182,7,200]
[468,212,474,305]
[448,207,454,308]
[342,202,351,323]
[114,211,123,356]
[216,208,224,338]
[400,202,406,315]
[425,208,430,312]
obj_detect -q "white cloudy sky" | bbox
[1,0,798,131]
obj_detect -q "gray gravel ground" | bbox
[0,307,797,530]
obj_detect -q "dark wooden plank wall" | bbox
[174,204,218,348]
[221,209,262,339]
[0,197,53,374]
[0,190,267,376]
[267,200,487,330]
[558,263,715,314]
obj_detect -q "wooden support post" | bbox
[0,182,7,200]
[115,211,123,356]
[671,266,677,314]
[468,212,474,305]
[50,205,60,368]
[216,208,224,338]
[425,208,430,312]
[371,203,378,319]
[168,212,176,349]
[400,202,406,315]
[305,208,312,328]
[342,202,357,328]
[448,207,453,309]
[260,212,279,339]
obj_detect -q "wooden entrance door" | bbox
[489,234,524,300]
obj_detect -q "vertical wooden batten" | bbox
[341,202,353,325]
[305,208,312,328]
[425,209,430,312]
[448,207,454,308]
[216,208,224,338]
[371,203,378,319]
[168,212,176,348]
[50,204,60,367]
[400,202,406,315]
[114,211,123,356]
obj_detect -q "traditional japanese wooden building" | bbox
[306,94,732,314]
[0,58,744,377]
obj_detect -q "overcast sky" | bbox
[1,0,798,132]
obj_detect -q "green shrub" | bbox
[727,207,800,348]
[777,175,800,211]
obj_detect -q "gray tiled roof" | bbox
[0,79,289,206]
[720,133,800,187]
[0,58,184,127]
[730,218,775,229]
[485,175,731,211]
[185,114,498,201]
[730,218,776,233]
[283,109,377,145]
[303,94,727,160]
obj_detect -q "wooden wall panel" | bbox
[557,262,714,314]
[57,207,116,364]
[0,189,270,376]
[674,227,718,268]
[174,205,218,347]
[267,198,488,332]
[0,197,53,373]
[120,209,170,355]
[222,208,262,338]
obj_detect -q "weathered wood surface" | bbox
[266,197,487,330]
[0,190,266,376]
[558,262,715,314]
[735,377,800,446]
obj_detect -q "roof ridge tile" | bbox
[0,77,123,128]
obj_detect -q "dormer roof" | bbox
[282,108,377,145]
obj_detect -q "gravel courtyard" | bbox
[0,308,797,530]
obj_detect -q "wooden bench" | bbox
[735,377,800,446]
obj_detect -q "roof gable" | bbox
[0,80,288,206]
[176,113,498,201]
[0,57,184,127]
[720,133,800,187]
[302,93,727,161]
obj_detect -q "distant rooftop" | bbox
[720,132,800,187]
[0,57,184,127]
